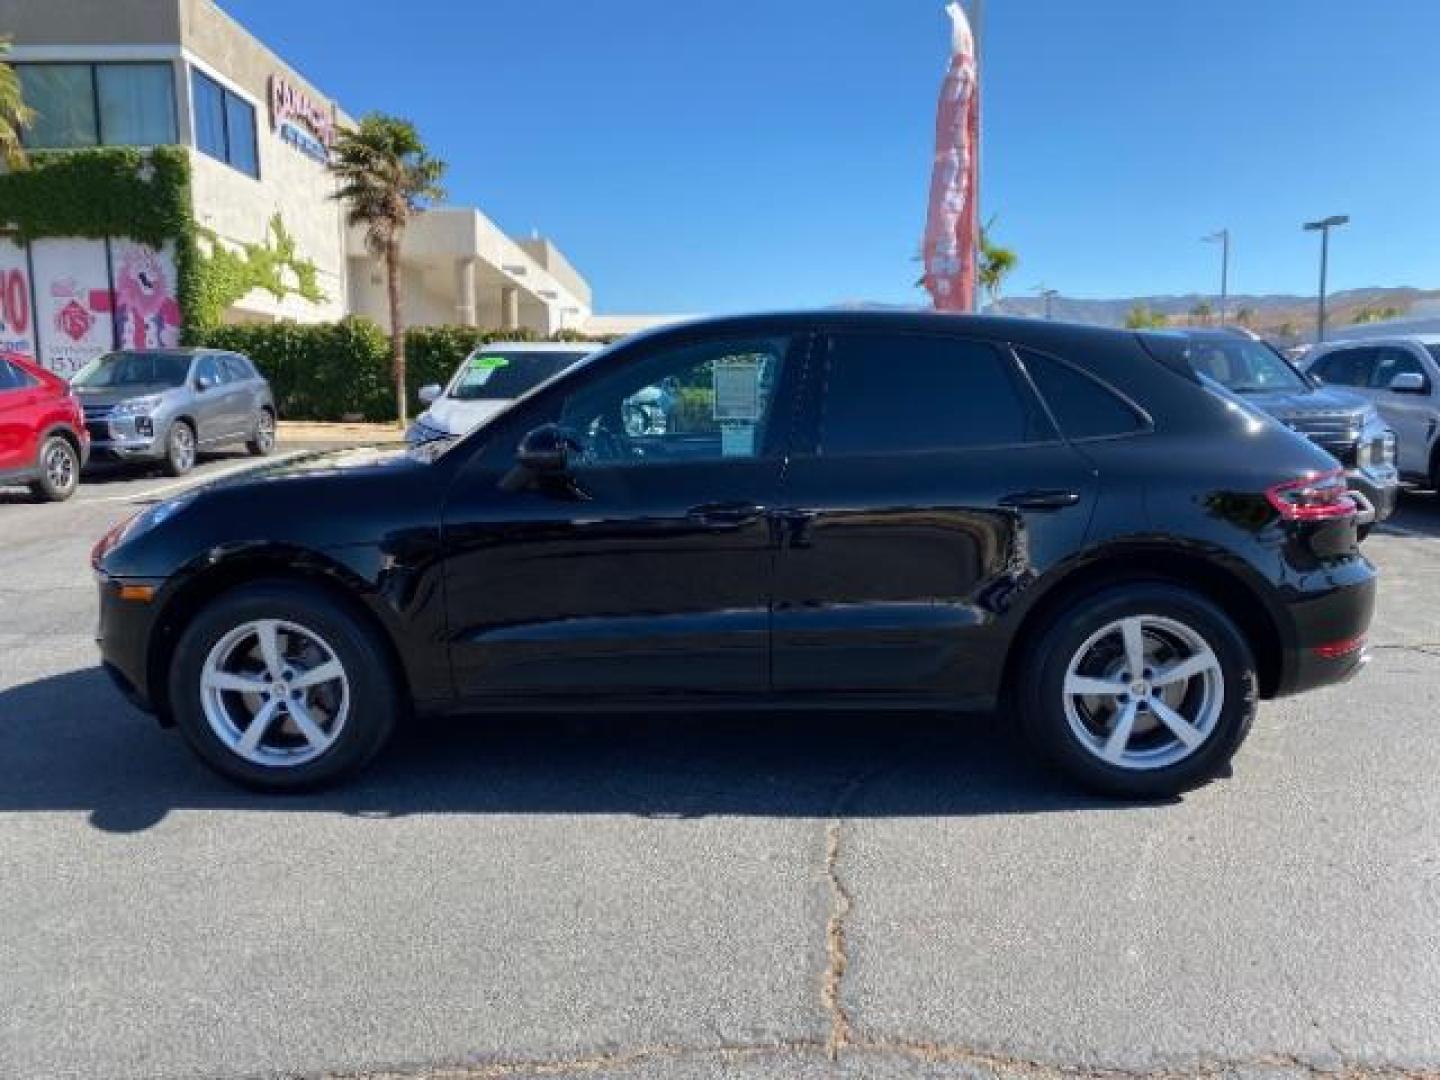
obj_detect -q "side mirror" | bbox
[1389,372,1428,394]
[418,383,442,405]
[195,375,215,392]
[516,423,580,474]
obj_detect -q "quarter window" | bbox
[818,333,1050,455]
[18,63,176,148]
[1310,348,1376,388]
[191,69,259,178]
[1020,349,1146,440]
[560,336,791,465]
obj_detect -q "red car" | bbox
[0,351,89,501]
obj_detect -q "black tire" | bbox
[162,420,196,477]
[168,581,400,791]
[27,435,80,502]
[247,407,276,457]
[1017,582,1257,799]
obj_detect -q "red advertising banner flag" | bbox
[921,2,980,313]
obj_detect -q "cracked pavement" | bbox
[1,464,1438,1080]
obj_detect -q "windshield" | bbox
[71,351,191,389]
[1186,337,1309,393]
[447,350,590,401]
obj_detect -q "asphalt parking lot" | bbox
[1,459,1438,1080]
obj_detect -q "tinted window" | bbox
[1021,349,1146,439]
[1311,348,1376,388]
[220,356,252,383]
[18,65,97,148]
[1184,337,1307,393]
[95,64,176,145]
[1371,347,1428,390]
[191,69,259,178]
[819,334,1048,455]
[195,356,222,387]
[71,351,191,388]
[561,337,790,465]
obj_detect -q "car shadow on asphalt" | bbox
[0,666,1165,833]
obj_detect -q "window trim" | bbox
[15,60,179,149]
[810,330,1062,458]
[1012,344,1154,444]
[189,66,260,180]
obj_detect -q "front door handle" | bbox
[687,502,767,528]
[998,488,1081,511]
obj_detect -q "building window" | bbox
[191,69,259,179]
[17,63,176,149]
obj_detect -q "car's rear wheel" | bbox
[1018,583,1257,798]
[247,408,276,456]
[162,420,196,477]
[169,581,400,791]
[28,435,80,502]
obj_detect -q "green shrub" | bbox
[190,321,611,422]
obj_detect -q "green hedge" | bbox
[190,321,612,422]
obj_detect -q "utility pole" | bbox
[1203,229,1230,326]
[1303,215,1349,343]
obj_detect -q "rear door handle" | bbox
[998,488,1081,511]
[687,502,767,528]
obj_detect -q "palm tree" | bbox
[978,219,1018,307]
[329,113,446,426]
[0,36,36,169]
[1125,304,1169,330]
[1189,301,1214,327]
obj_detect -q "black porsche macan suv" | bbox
[92,313,1375,797]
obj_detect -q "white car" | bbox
[408,342,600,443]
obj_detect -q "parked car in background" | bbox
[0,351,89,502]
[72,349,276,477]
[93,313,1374,799]
[1183,329,1398,529]
[1301,335,1440,491]
[407,342,600,444]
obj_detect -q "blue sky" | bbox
[221,0,1440,314]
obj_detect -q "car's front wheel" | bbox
[28,435,80,502]
[1018,583,1257,798]
[162,420,196,477]
[169,581,400,791]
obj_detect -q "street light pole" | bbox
[1303,214,1349,343]
[1034,286,1058,320]
[1203,229,1229,326]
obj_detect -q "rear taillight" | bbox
[1265,469,1356,522]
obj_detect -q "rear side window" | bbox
[1020,349,1147,440]
[0,359,37,390]
[1310,348,1376,387]
[819,333,1051,455]
[221,355,252,382]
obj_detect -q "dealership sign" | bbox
[270,75,334,163]
[0,238,37,361]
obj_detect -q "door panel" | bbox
[440,330,806,703]
[0,362,42,474]
[1371,346,1435,475]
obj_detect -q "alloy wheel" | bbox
[199,619,350,768]
[170,424,195,472]
[1061,614,1224,771]
[44,440,76,494]
[256,411,275,452]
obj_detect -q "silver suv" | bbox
[1302,335,1440,491]
[71,349,276,476]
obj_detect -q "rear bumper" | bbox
[1273,556,1378,698]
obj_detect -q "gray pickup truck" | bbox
[71,348,276,476]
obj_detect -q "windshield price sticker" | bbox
[713,356,763,421]
[469,355,511,371]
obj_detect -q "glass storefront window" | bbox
[18,65,97,148]
[17,63,176,148]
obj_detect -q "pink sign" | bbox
[0,238,37,360]
[921,2,981,313]
[112,240,182,350]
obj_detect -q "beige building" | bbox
[0,0,593,362]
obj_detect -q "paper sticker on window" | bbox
[469,355,510,371]
[713,356,763,421]
[721,422,755,457]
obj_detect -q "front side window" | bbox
[72,351,191,389]
[819,333,1050,455]
[1311,348,1376,388]
[1371,347,1428,390]
[191,69,259,178]
[560,336,790,465]
[18,63,175,148]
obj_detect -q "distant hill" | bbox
[989,287,1440,341]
